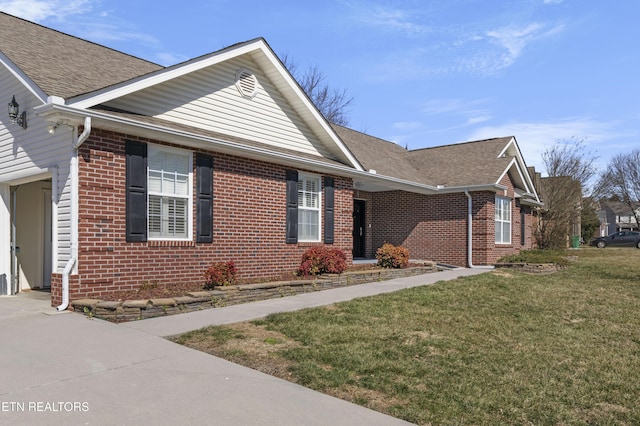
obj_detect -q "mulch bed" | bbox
[103,263,415,302]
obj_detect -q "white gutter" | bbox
[438,183,507,194]
[58,117,92,311]
[465,190,493,270]
[35,104,442,194]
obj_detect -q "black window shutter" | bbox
[196,153,214,243]
[285,170,298,244]
[125,140,147,242]
[324,177,335,244]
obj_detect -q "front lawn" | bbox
[172,248,640,425]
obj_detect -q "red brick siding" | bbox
[369,191,470,266]
[364,173,534,266]
[70,129,353,301]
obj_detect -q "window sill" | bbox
[148,240,196,247]
[297,241,323,247]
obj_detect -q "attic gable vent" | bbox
[235,68,258,99]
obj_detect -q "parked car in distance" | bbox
[590,231,640,248]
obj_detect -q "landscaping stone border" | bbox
[494,262,562,274]
[72,263,439,322]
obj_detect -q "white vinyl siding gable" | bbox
[147,146,192,240]
[0,70,73,272]
[102,56,335,160]
[495,196,512,244]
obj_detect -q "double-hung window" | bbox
[297,173,321,242]
[495,195,512,244]
[147,146,192,240]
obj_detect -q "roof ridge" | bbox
[331,123,408,150]
[409,136,514,153]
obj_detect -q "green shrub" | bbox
[497,249,569,266]
[298,247,347,276]
[376,243,409,268]
[204,261,237,288]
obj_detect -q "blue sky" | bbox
[2,0,638,174]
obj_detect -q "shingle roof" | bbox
[333,124,514,187]
[407,138,514,187]
[602,200,640,216]
[331,125,423,181]
[0,12,162,99]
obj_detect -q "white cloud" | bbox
[422,98,489,115]
[81,23,158,45]
[467,115,492,125]
[465,118,623,172]
[0,0,92,21]
[460,21,566,73]
[345,2,430,36]
[1,1,161,50]
[365,18,565,80]
[392,121,422,131]
[421,98,494,129]
[366,6,429,34]
[486,23,545,68]
[155,52,190,66]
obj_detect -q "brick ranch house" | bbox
[0,13,541,308]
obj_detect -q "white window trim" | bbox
[495,195,512,245]
[147,144,193,241]
[297,172,322,242]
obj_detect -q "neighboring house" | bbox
[0,13,541,306]
[597,200,640,236]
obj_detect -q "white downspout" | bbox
[57,258,75,311]
[73,117,92,149]
[57,117,91,311]
[465,189,493,269]
[11,186,18,295]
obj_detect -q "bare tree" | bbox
[580,197,601,241]
[535,139,598,249]
[595,148,640,228]
[281,54,353,126]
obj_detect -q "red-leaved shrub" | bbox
[298,247,347,276]
[376,243,409,268]
[204,261,237,288]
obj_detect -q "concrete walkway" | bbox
[0,268,489,425]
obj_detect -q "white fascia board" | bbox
[354,173,440,194]
[67,40,266,109]
[34,103,437,194]
[257,45,365,172]
[496,140,541,203]
[520,198,545,207]
[496,136,516,159]
[436,184,507,194]
[0,52,48,103]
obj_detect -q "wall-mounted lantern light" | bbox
[8,95,27,129]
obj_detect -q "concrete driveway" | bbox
[0,268,488,425]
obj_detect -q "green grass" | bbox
[497,248,571,266]
[175,248,640,425]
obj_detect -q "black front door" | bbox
[353,200,366,258]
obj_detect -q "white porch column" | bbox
[0,183,11,295]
